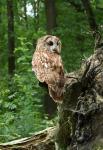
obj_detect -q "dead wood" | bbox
[0,127,55,150]
[55,36,103,150]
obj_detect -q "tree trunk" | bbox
[32,0,40,49]
[24,0,28,29]
[7,0,15,76]
[43,92,57,119]
[55,36,103,149]
[44,0,57,34]
[0,1,2,24]
[42,0,57,117]
[33,0,39,31]
[67,0,84,12]
[81,0,98,34]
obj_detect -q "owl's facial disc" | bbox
[46,39,61,54]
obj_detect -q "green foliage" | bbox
[0,0,102,143]
[0,37,54,142]
[93,145,103,150]
[55,1,94,72]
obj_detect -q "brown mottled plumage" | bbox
[32,35,65,103]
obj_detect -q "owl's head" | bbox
[36,35,61,54]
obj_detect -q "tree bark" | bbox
[56,40,103,149]
[7,0,15,76]
[44,0,57,34]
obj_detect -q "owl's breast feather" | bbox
[32,50,64,83]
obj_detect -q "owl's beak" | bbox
[52,44,59,54]
[53,48,58,54]
[53,48,60,54]
[53,48,57,52]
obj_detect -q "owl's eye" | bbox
[57,41,60,45]
[48,41,53,46]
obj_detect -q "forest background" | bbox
[0,0,103,143]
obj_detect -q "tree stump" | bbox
[56,37,103,150]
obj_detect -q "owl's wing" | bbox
[43,52,65,102]
[32,50,49,82]
[49,53,64,83]
[32,50,65,102]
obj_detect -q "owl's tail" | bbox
[48,82,64,103]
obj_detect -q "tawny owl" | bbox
[32,35,65,103]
